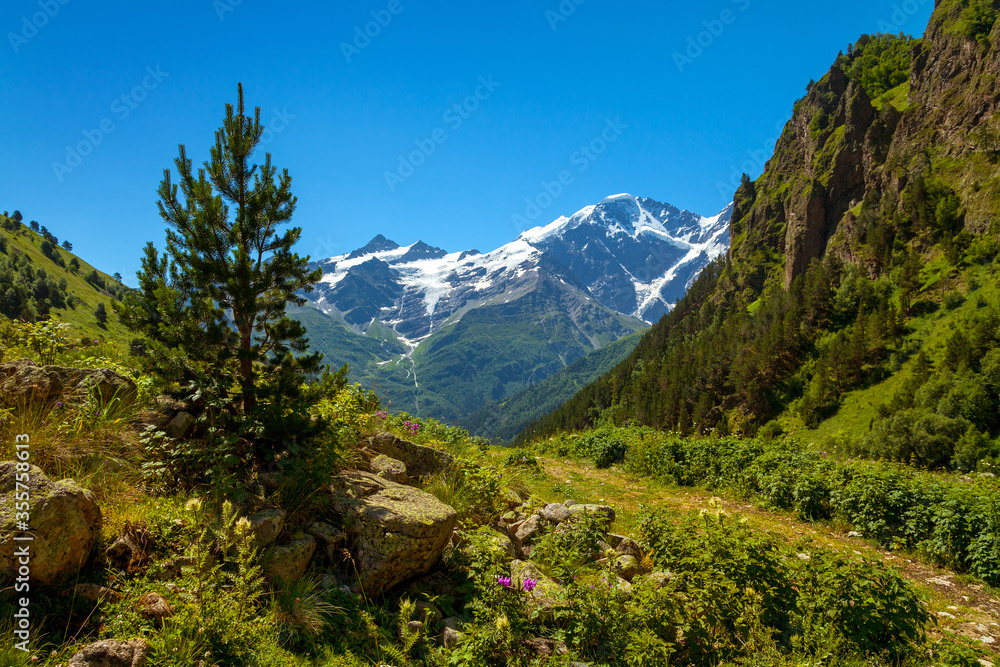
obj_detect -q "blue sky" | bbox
[1,0,934,285]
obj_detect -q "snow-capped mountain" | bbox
[309,194,732,341]
[297,194,732,424]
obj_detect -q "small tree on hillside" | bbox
[116,84,323,467]
[62,240,73,251]
[94,301,108,327]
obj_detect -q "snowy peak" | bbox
[309,194,732,342]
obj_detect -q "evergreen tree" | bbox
[116,84,323,465]
[113,272,123,283]
[62,240,72,251]
[94,301,108,326]
[69,257,80,272]
[29,220,39,232]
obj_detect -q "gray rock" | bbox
[368,432,454,478]
[613,555,642,582]
[136,592,174,625]
[442,626,464,649]
[489,525,522,560]
[371,454,409,484]
[616,537,643,560]
[540,502,572,523]
[644,571,673,589]
[0,463,102,584]
[443,616,462,630]
[511,560,565,620]
[606,533,626,548]
[68,638,151,667]
[248,509,286,549]
[164,411,195,440]
[515,514,544,543]
[0,358,137,409]
[263,536,317,587]
[308,521,346,557]
[564,499,577,507]
[407,620,425,636]
[331,471,457,595]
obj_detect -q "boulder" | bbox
[368,432,454,478]
[136,592,174,625]
[0,463,101,584]
[511,560,565,620]
[307,521,346,557]
[73,584,122,604]
[248,509,286,549]
[568,504,616,526]
[613,555,642,582]
[488,525,522,560]
[330,471,457,595]
[163,411,195,440]
[616,537,643,560]
[68,638,151,667]
[540,503,572,523]
[515,514,544,543]
[371,454,409,484]
[263,536,317,587]
[643,571,674,589]
[442,626,464,649]
[0,359,136,409]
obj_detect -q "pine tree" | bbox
[116,84,323,465]
[94,301,107,326]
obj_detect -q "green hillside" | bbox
[464,328,644,441]
[0,212,135,350]
[521,3,1000,475]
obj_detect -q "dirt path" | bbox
[536,457,1000,657]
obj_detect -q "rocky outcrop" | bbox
[366,433,454,479]
[0,462,102,584]
[371,454,409,484]
[68,638,151,667]
[248,509,286,549]
[0,359,137,408]
[263,536,317,587]
[330,471,457,594]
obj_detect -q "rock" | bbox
[644,571,673,589]
[72,583,122,603]
[0,462,102,584]
[515,514,544,543]
[307,521,346,557]
[154,556,195,581]
[524,637,569,657]
[407,620,425,636]
[163,411,195,440]
[415,601,442,625]
[564,499,577,507]
[442,626,464,649]
[263,536,317,587]
[613,555,642,582]
[136,592,173,625]
[540,503,572,523]
[371,454,409,484]
[511,560,565,620]
[368,432,454,478]
[331,471,457,595]
[847,531,863,538]
[154,394,190,415]
[488,525,522,560]
[248,509,286,549]
[615,537,643,560]
[68,638,151,667]
[443,616,462,630]
[568,504,615,526]
[606,533,626,548]
[502,488,522,509]
[0,359,136,409]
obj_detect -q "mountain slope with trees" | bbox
[520,1,1000,475]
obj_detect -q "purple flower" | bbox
[522,578,537,592]
[496,575,512,587]
[56,401,62,408]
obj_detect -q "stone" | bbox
[371,454,409,484]
[331,471,457,595]
[515,514,544,543]
[511,560,565,620]
[154,556,194,581]
[68,638,151,667]
[488,525,521,560]
[847,531,863,538]
[0,359,137,409]
[72,584,122,603]
[163,411,195,440]
[568,504,615,526]
[606,533,626,548]
[540,502,572,523]
[644,571,673,589]
[248,509,286,549]
[136,592,173,625]
[368,432,454,478]
[263,536,317,587]
[502,488,522,509]
[0,463,102,584]
[407,620,425,636]
[564,499,577,507]
[615,537,643,560]
[442,626,463,649]
[443,616,462,630]
[525,637,568,657]
[307,521,346,557]
[415,601,442,625]
[613,555,642,582]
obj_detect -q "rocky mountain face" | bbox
[524,3,1000,444]
[299,195,732,423]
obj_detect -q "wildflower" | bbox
[185,498,203,513]
[496,575,512,587]
[522,578,537,592]
[56,401,62,407]
[235,516,253,536]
